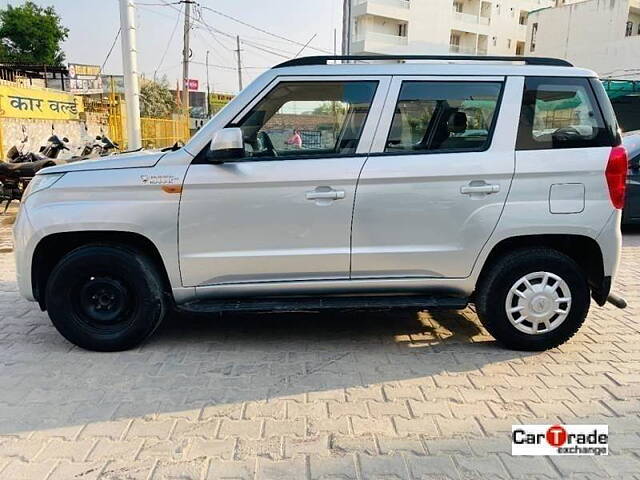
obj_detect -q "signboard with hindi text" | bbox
[209,93,235,114]
[67,63,103,95]
[0,84,84,120]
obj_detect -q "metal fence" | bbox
[141,116,190,149]
[84,95,190,150]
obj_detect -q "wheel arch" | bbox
[476,234,607,305]
[32,231,173,310]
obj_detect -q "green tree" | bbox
[311,101,348,116]
[0,2,69,65]
[140,77,179,118]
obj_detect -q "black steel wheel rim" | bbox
[72,276,134,330]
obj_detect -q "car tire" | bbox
[45,244,167,352]
[475,248,590,351]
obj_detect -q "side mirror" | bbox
[207,128,245,164]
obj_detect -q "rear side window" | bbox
[590,78,622,146]
[516,77,613,150]
[385,81,503,153]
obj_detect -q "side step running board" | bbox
[179,295,468,314]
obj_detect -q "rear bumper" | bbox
[593,210,622,306]
[596,210,622,277]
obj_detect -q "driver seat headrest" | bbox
[447,111,467,134]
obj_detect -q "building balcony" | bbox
[453,11,490,26]
[451,11,491,34]
[352,31,409,53]
[449,44,487,55]
[352,0,410,22]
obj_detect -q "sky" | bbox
[0,0,345,94]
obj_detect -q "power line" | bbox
[198,4,331,54]
[149,0,330,57]
[100,27,121,74]
[154,3,183,80]
[240,40,290,59]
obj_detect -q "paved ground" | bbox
[0,206,639,480]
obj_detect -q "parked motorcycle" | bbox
[0,158,57,213]
[39,134,70,160]
[79,134,120,158]
[0,131,70,213]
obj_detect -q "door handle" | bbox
[306,188,345,201]
[460,182,500,195]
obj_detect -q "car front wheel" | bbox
[475,248,590,351]
[45,244,167,352]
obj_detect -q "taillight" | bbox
[605,145,628,209]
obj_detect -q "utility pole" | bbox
[205,50,210,118]
[235,35,243,92]
[182,0,192,113]
[119,0,141,149]
[342,0,351,57]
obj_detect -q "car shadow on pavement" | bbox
[0,295,537,435]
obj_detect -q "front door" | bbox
[179,77,386,287]
[351,76,522,279]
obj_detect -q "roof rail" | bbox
[275,55,573,68]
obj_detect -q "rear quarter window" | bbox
[516,77,615,150]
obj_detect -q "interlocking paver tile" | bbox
[405,454,457,480]
[309,454,357,480]
[359,453,409,480]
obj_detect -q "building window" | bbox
[453,1,463,13]
[626,21,634,37]
[530,22,538,52]
[507,38,512,49]
[519,12,527,25]
[398,23,407,37]
[450,33,461,52]
[492,36,497,46]
[496,4,501,15]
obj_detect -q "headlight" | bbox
[22,173,65,200]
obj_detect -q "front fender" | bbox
[19,164,188,300]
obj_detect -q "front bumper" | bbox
[13,204,36,301]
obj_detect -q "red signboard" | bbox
[185,79,199,91]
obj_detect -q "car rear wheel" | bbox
[475,248,590,351]
[45,244,167,352]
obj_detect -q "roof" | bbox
[269,61,596,79]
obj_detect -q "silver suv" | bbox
[13,55,628,352]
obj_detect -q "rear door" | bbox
[351,76,522,279]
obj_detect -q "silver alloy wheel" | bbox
[505,271,572,335]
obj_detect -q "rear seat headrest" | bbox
[448,111,467,134]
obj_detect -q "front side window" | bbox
[516,77,612,150]
[233,81,377,159]
[385,81,503,153]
